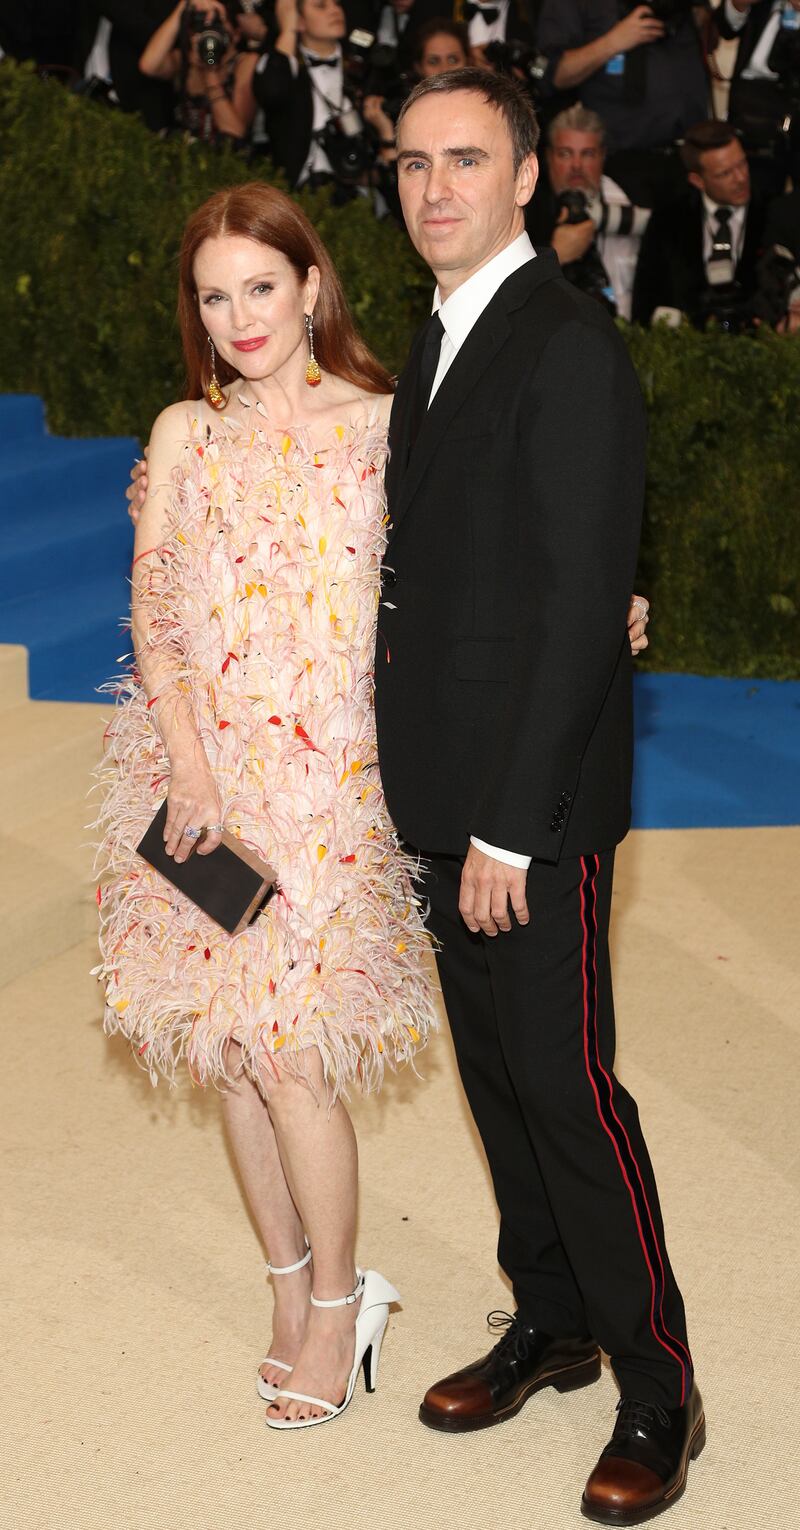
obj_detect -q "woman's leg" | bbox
[261,1048,360,1423]
[221,1052,311,1388]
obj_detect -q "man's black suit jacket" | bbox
[373,250,645,862]
[716,0,790,143]
[252,52,314,187]
[78,1,175,130]
[631,191,767,326]
[717,0,777,73]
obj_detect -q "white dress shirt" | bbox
[724,0,783,81]
[427,231,537,869]
[84,17,113,81]
[468,0,511,49]
[376,4,411,48]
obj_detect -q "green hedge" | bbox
[2,63,798,678]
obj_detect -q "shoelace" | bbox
[615,1398,672,1438]
[486,1310,533,1363]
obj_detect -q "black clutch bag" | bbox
[136,800,278,935]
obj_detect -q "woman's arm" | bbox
[139,1,185,80]
[206,45,258,138]
[132,405,223,860]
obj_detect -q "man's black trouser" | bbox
[423,848,693,1410]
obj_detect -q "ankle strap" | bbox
[310,1271,364,1309]
[267,1239,312,1277]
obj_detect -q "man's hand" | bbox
[551,211,596,266]
[460,845,530,937]
[627,594,650,655]
[609,5,665,53]
[126,447,149,525]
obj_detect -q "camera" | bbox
[483,40,551,103]
[641,0,699,34]
[751,242,800,328]
[554,190,617,314]
[183,4,240,70]
[317,109,373,184]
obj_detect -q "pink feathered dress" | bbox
[94,400,437,1097]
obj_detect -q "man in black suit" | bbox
[82,1,175,130]
[716,0,800,196]
[377,66,703,1525]
[632,119,766,327]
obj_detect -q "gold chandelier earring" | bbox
[305,313,321,387]
[207,335,225,406]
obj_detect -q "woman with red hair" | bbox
[100,178,650,1437]
[95,182,437,1430]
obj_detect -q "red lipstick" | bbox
[232,337,268,352]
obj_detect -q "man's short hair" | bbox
[547,104,606,148]
[680,121,741,175]
[396,67,540,173]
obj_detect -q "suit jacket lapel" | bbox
[385,320,427,521]
[387,254,560,542]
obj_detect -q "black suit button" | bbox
[381,567,397,589]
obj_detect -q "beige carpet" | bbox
[2,645,798,1530]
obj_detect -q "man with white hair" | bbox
[526,103,650,318]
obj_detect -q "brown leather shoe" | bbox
[581,1385,706,1524]
[419,1311,601,1433]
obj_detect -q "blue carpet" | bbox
[1,396,798,829]
[632,673,799,829]
[0,395,136,701]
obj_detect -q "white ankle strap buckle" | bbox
[309,1271,365,1309]
[267,1239,312,1278]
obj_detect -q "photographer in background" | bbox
[454,0,536,60]
[536,1,710,207]
[361,18,471,168]
[252,0,372,196]
[632,119,767,327]
[526,104,651,317]
[139,0,259,140]
[75,4,174,123]
[372,0,440,66]
[755,184,800,329]
[716,1,800,196]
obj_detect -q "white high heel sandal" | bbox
[265,1268,400,1430]
[256,1240,312,1402]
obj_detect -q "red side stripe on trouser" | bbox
[579,853,692,1405]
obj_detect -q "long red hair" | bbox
[177,183,393,408]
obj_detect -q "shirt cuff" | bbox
[470,836,532,871]
[724,1,748,31]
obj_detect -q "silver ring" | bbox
[632,600,649,619]
[183,825,202,840]
[205,823,224,835]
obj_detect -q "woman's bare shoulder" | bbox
[148,399,205,447]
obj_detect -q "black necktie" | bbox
[708,206,734,284]
[464,4,500,24]
[408,313,444,451]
